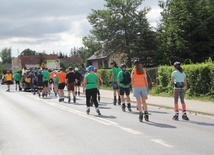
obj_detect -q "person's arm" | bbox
[117,72,121,85]
[184,78,187,90]
[83,77,87,92]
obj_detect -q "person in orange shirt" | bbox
[56,68,66,102]
[4,71,13,92]
[132,60,149,122]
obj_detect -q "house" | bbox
[87,51,125,69]
[12,54,58,71]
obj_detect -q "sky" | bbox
[0,0,163,57]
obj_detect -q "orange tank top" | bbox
[132,69,147,87]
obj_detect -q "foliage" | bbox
[87,0,157,67]
[157,0,214,65]
[0,47,12,64]
[152,60,214,98]
[21,48,37,55]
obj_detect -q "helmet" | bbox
[94,68,97,72]
[174,61,181,66]
[87,65,94,71]
[74,67,78,71]
[120,64,126,69]
[68,66,73,70]
[110,61,116,65]
[134,60,140,65]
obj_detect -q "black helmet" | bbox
[120,64,126,69]
[134,60,140,65]
[110,61,116,65]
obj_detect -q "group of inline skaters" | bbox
[2,59,189,122]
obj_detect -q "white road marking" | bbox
[151,139,174,148]
[26,94,143,135]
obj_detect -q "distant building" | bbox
[87,51,125,69]
[12,54,58,71]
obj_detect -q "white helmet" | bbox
[75,67,78,71]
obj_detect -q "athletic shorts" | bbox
[67,82,75,91]
[119,86,130,96]
[112,82,119,90]
[6,81,13,85]
[15,81,20,85]
[37,82,44,87]
[58,82,65,90]
[133,87,148,98]
[43,81,49,87]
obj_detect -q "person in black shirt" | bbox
[36,70,44,97]
[66,67,77,103]
[74,67,82,96]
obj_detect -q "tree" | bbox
[20,48,37,55]
[0,47,12,64]
[157,0,214,64]
[87,0,157,67]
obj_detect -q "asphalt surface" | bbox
[0,86,214,155]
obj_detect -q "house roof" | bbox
[87,51,109,61]
[60,57,83,64]
[19,54,58,68]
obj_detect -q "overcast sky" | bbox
[0,0,163,57]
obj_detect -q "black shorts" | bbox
[58,83,65,90]
[6,81,13,85]
[37,82,44,87]
[112,82,119,90]
[119,86,130,96]
[43,81,49,87]
[15,81,20,85]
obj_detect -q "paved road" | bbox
[0,86,214,155]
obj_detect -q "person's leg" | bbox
[91,88,101,115]
[120,87,126,111]
[86,89,92,114]
[180,89,189,120]
[173,89,179,120]
[125,87,131,111]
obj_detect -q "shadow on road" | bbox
[145,121,177,129]
[94,115,117,119]
[187,120,214,127]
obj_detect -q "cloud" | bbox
[0,0,163,57]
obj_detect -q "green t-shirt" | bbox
[117,70,131,88]
[85,73,98,89]
[14,73,21,81]
[41,70,50,81]
[112,67,121,82]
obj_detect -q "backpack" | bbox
[120,71,131,84]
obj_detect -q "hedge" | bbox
[98,67,158,89]
[152,60,214,98]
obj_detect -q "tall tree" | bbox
[157,0,214,64]
[0,47,12,64]
[87,0,156,67]
[20,48,37,55]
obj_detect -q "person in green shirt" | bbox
[110,61,121,105]
[14,71,21,91]
[41,67,50,96]
[117,64,132,112]
[83,65,101,115]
